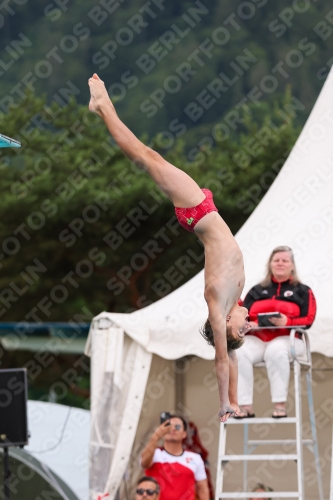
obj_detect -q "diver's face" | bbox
[227,305,250,338]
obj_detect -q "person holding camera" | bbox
[141,415,209,500]
[236,246,316,418]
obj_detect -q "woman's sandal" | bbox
[272,408,288,419]
[233,408,255,419]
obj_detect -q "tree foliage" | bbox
[1,0,332,138]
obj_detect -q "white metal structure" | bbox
[215,329,323,500]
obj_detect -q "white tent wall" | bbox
[25,401,90,500]
[87,67,333,498]
[86,323,152,500]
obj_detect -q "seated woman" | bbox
[236,245,316,418]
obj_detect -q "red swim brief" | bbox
[175,188,218,233]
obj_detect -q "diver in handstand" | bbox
[88,73,250,422]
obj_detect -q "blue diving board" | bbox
[0,133,21,148]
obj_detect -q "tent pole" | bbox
[175,358,187,415]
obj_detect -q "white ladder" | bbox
[215,329,324,500]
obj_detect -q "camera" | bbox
[160,411,171,425]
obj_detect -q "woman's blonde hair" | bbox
[260,245,301,287]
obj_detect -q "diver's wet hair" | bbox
[200,319,244,351]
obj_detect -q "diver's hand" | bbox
[218,403,236,423]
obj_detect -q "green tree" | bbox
[1,0,331,137]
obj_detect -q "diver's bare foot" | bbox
[88,73,113,116]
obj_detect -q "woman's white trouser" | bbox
[237,335,306,405]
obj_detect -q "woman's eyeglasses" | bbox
[136,488,158,496]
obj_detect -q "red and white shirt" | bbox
[145,448,207,500]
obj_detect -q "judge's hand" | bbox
[269,313,288,326]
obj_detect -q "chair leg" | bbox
[243,423,248,492]
[215,423,227,500]
[306,370,324,500]
[294,361,304,500]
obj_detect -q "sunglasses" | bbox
[136,488,158,496]
[170,424,182,430]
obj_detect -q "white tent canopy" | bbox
[26,401,90,500]
[86,68,333,499]
[12,401,90,500]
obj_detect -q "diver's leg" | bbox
[89,73,205,208]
